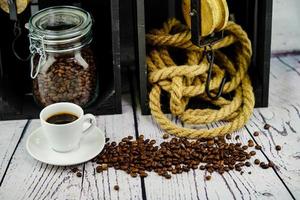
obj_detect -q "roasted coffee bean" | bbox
[254,159,260,165]
[93,135,266,180]
[102,164,108,171]
[264,124,271,130]
[242,145,248,150]
[248,172,252,174]
[245,162,251,167]
[96,166,103,173]
[71,167,78,173]
[235,135,240,140]
[268,161,275,168]
[33,49,97,107]
[128,136,133,140]
[260,162,269,169]
[253,132,259,137]
[205,175,211,181]
[114,185,119,191]
[275,145,281,151]
[255,145,262,150]
[250,151,256,156]
[105,138,110,142]
[76,172,82,177]
[163,133,169,139]
[225,134,232,140]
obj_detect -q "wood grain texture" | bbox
[0,120,84,200]
[81,95,143,200]
[246,105,300,198]
[0,120,27,180]
[269,56,300,106]
[136,110,294,199]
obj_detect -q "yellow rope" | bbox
[146,18,255,138]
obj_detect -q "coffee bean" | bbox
[250,151,256,156]
[96,166,103,173]
[235,135,240,140]
[253,132,259,137]
[242,145,248,150]
[33,49,96,107]
[260,162,269,169]
[163,133,169,139]
[225,134,232,140]
[76,172,82,177]
[264,124,271,130]
[71,167,78,173]
[205,175,211,181]
[268,161,275,168]
[114,185,119,191]
[275,145,281,151]
[245,162,251,167]
[199,165,206,170]
[105,138,110,142]
[102,164,108,171]
[254,159,260,165]
[130,172,138,178]
[255,145,262,150]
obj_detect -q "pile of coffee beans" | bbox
[33,48,97,107]
[91,134,275,180]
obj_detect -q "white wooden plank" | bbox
[247,105,300,198]
[81,95,143,200]
[269,56,300,106]
[0,120,27,180]
[271,0,300,52]
[0,120,84,200]
[136,109,293,199]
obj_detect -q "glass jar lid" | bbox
[28,6,93,53]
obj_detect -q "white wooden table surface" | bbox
[0,55,300,200]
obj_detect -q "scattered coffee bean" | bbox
[96,166,103,173]
[205,176,211,181]
[254,159,260,165]
[240,171,244,175]
[128,136,133,140]
[264,124,271,130]
[71,167,78,173]
[105,138,110,142]
[114,185,119,191]
[275,145,281,151]
[92,134,271,180]
[250,151,256,156]
[76,172,82,177]
[102,164,108,171]
[255,145,262,150]
[253,132,259,137]
[260,162,269,169]
[248,172,252,174]
[163,133,169,139]
[235,135,240,140]
[268,161,275,168]
[225,134,232,140]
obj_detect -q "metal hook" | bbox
[205,48,226,100]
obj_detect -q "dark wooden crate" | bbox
[134,0,273,114]
[0,0,122,120]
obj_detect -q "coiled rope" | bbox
[146,18,255,138]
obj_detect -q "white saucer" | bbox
[26,126,105,166]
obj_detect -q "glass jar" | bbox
[28,6,98,107]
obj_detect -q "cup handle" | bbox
[82,114,97,135]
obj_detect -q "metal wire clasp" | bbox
[29,33,47,79]
[205,46,227,100]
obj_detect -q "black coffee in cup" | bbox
[46,113,78,125]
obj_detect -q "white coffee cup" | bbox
[40,102,97,152]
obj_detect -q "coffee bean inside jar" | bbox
[32,49,97,107]
[28,6,98,107]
